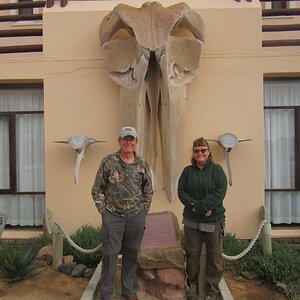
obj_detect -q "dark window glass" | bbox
[272,1,287,9]
[18,0,33,15]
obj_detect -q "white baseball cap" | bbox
[119,126,138,138]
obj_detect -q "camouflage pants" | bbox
[184,220,224,299]
[100,209,147,300]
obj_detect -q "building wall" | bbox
[1,0,300,239]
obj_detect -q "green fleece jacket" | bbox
[178,161,227,223]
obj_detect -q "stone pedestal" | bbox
[137,211,186,300]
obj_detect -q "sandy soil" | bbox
[0,260,89,300]
[0,261,287,300]
[223,271,287,300]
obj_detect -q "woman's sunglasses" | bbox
[193,148,208,154]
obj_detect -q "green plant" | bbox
[63,224,102,267]
[28,233,52,256]
[246,240,300,285]
[222,234,300,299]
[223,233,251,271]
[0,246,42,282]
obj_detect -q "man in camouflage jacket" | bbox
[91,126,153,300]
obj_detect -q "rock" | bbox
[57,262,77,275]
[36,245,53,265]
[137,212,186,300]
[84,268,95,278]
[63,255,74,263]
[137,268,157,281]
[137,278,147,300]
[143,280,185,300]
[157,268,185,289]
[255,281,265,286]
[240,271,259,280]
[138,248,185,269]
[138,212,185,269]
[234,276,246,282]
[274,282,287,294]
[71,264,87,277]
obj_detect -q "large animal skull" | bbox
[207,133,251,186]
[99,2,204,201]
[54,135,106,184]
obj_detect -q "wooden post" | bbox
[52,224,64,269]
[261,206,272,256]
[43,208,52,236]
[198,242,206,297]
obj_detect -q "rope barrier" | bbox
[43,209,102,254]
[54,221,102,254]
[222,219,267,261]
[45,206,268,259]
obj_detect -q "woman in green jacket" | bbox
[178,137,227,300]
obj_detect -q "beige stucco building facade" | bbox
[1,0,300,240]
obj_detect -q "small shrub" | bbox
[223,233,249,255]
[28,234,52,256]
[0,247,42,282]
[63,224,102,267]
[246,240,300,285]
[222,234,300,300]
[223,233,251,271]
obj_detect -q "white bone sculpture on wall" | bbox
[54,135,106,184]
[207,133,251,186]
[99,2,205,201]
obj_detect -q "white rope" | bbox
[222,219,267,261]
[50,218,268,258]
[54,222,102,254]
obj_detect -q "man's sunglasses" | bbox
[193,148,208,154]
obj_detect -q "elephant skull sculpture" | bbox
[99,2,205,201]
[54,135,106,184]
[207,133,251,186]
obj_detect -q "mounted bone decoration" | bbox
[99,2,205,201]
[54,135,106,184]
[207,133,251,186]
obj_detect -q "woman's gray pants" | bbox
[100,209,146,300]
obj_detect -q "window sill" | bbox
[1,228,44,240]
[11,20,42,26]
[271,227,300,239]
[262,16,295,20]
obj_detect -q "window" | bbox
[18,0,33,15]
[264,1,296,9]
[264,79,300,225]
[0,84,45,226]
[10,0,41,18]
[272,1,287,9]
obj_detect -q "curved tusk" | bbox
[74,149,85,184]
[224,149,233,186]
